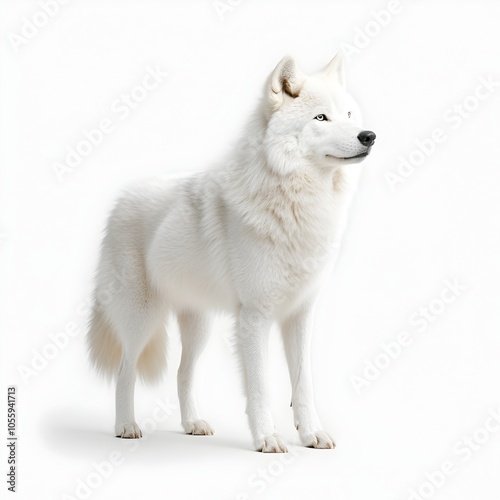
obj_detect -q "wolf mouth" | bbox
[326,151,369,160]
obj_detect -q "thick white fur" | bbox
[87,53,374,451]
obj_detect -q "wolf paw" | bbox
[257,434,288,453]
[115,422,142,439]
[184,419,214,436]
[300,429,335,449]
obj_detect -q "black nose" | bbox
[357,130,376,147]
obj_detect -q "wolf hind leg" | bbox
[115,351,142,438]
[177,311,214,436]
[112,294,167,439]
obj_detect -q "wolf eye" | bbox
[348,111,351,118]
[314,114,328,121]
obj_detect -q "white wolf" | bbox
[88,53,375,453]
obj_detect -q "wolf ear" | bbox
[268,55,304,110]
[324,52,346,88]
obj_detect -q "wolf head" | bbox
[263,53,375,175]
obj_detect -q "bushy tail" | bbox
[87,307,167,384]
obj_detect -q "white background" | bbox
[1,1,500,499]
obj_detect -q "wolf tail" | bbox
[86,305,167,384]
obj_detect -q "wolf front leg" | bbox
[281,301,335,449]
[238,305,288,453]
